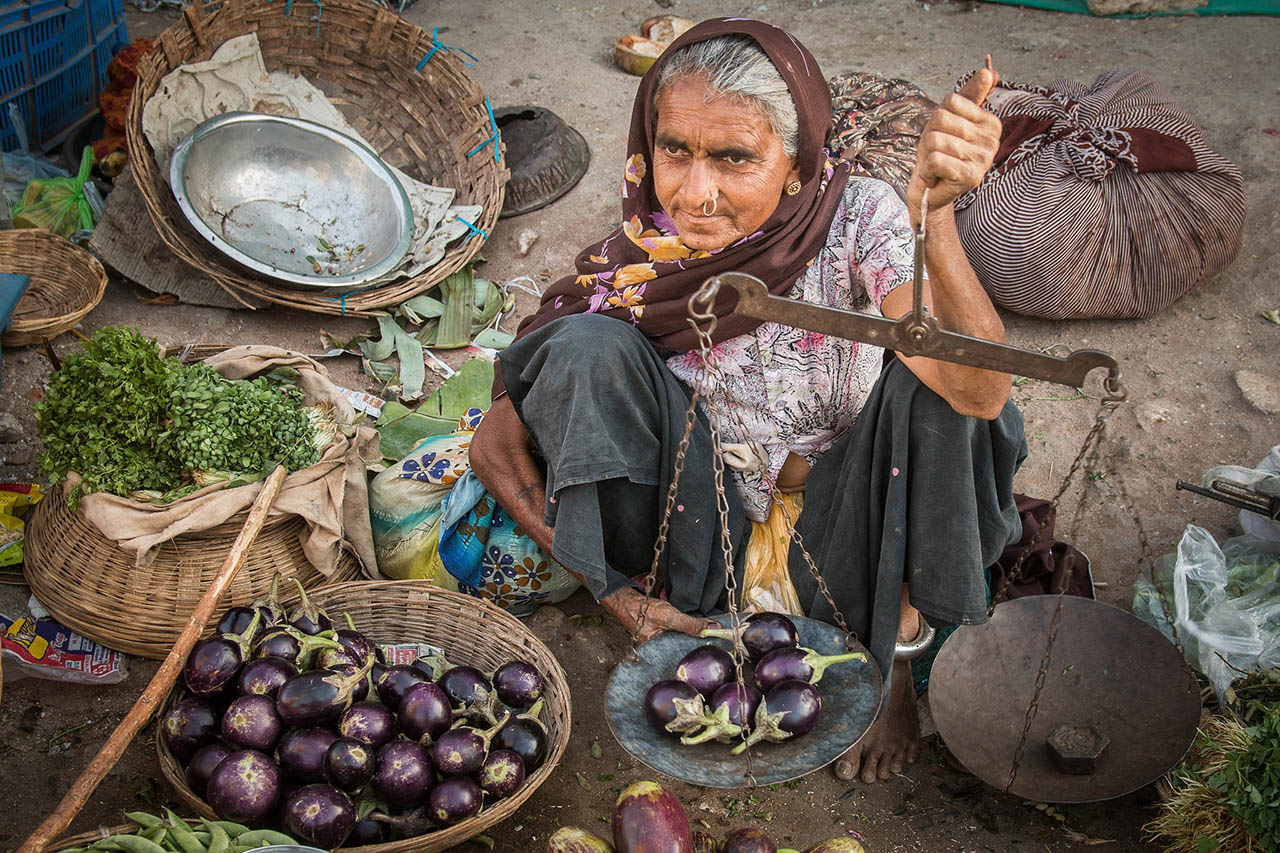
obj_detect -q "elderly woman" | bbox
[470,18,1024,784]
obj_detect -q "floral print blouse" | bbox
[665,177,916,522]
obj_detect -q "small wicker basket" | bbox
[0,230,107,347]
[126,0,507,317]
[156,580,572,852]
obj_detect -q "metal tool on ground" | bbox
[20,465,289,853]
[1176,478,1280,520]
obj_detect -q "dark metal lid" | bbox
[494,106,590,218]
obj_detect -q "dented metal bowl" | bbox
[170,112,413,290]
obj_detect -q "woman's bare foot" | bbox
[833,658,921,783]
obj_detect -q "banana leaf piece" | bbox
[471,328,515,350]
[418,358,493,420]
[436,268,475,349]
[376,402,456,462]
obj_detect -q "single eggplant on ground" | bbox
[723,828,777,853]
[673,644,735,699]
[206,748,280,824]
[281,783,356,848]
[701,612,799,664]
[547,827,616,852]
[324,737,376,793]
[275,660,371,726]
[185,742,231,794]
[492,659,544,709]
[373,740,435,808]
[221,694,284,751]
[276,727,340,783]
[644,679,701,732]
[399,681,453,743]
[613,780,693,853]
[680,683,762,747]
[493,698,549,772]
[184,611,260,696]
[376,664,430,708]
[752,646,865,694]
[428,776,483,827]
[288,577,332,636]
[338,700,397,749]
[237,656,298,698]
[691,829,719,853]
[730,680,822,755]
[161,696,220,762]
[438,665,492,707]
[432,714,509,776]
[477,748,526,798]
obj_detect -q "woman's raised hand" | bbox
[907,62,1003,216]
[601,586,713,644]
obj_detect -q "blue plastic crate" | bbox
[0,0,128,153]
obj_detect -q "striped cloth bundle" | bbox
[953,68,1244,320]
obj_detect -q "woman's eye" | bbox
[662,146,684,157]
[724,155,747,166]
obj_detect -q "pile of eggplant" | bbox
[644,613,864,754]
[162,577,551,849]
[547,780,866,852]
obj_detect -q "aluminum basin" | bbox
[170,112,414,290]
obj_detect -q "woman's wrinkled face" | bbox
[652,74,800,251]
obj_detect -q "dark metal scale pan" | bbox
[928,596,1201,803]
[605,615,882,787]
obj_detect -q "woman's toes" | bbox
[861,751,882,784]
[890,750,906,775]
[834,754,858,781]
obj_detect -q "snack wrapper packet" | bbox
[2,607,128,684]
[0,482,42,567]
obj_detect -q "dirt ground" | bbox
[2,0,1278,850]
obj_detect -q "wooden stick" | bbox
[20,465,289,853]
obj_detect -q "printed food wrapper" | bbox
[1,610,128,683]
[0,482,43,567]
[380,642,447,667]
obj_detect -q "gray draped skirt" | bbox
[497,314,1027,702]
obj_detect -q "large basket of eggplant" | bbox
[154,580,570,851]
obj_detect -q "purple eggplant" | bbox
[680,683,762,746]
[613,780,693,853]
[215,606,258,639]
[453,683,507,728]
[730,680,822,755]
[753,646,866,694]
[276,662,371,726]
[161,697,219,762]
[324,737,375,793]
[373,740,435,808]
[644,679,702,731]
[723,828,776,853]
[399,681,453,743]
[338,700,396,749]
[251,624,340,669]
[368,805,432,840]
[277,727,339,783]
[347,816,391,846]
[288,577,332,636]
[548,827,616,853]
[477,748,525,798]
[702,612,799,664]
[206,748,280,823]
[438,665,491,707]
[674,644,736,698]
[494,698,548,771]
[282,783,355,848]
[431,715,508,776]
[692,829,720,853]
[252,573,288,627]
[492,660,544,709]
[185,742,231,794]
[236,656,298,698]
[376,664,429,708]
[333,612,376,667]
[221,694,284,751]
[427,776,482,827]
[316,645,358,670]
[409,652,452,681]
[332,663,370,703]
[184,611,260,696]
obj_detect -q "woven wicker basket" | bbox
[23,494,363,659]
[156,580,571,852]
[0,230,107,347]
[45,824,138,853]
[125,0,507,317]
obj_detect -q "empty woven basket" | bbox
[0,230,107,347]
[126,0,508,317]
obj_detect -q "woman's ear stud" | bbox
[785,180,802,196]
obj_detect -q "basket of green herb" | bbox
[22,328,376,659]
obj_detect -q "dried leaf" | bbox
[1061,828,1116,846]
[575,772,592,790]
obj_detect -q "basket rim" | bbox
[156,580,572,852]
[125,0,508,317]
[0,229,108,344]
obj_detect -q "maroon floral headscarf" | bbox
[500,18,851,387]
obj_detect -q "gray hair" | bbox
[655,35,799,159]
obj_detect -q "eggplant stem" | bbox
[699,626,740,642]
[805,649,868,684]
[680,723,741,746]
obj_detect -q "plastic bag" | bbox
[11,147,101,237]
[741,493,805,616]
[1205,445,1280,542]
[1132,524,1280,700]
[1,604,129,684]
[0,483,43,567]
[2,104,69,207]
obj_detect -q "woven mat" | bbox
[89,165,265,310]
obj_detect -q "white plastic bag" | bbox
[1133,524,1280,700]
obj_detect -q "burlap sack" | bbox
[70,346,379,576]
